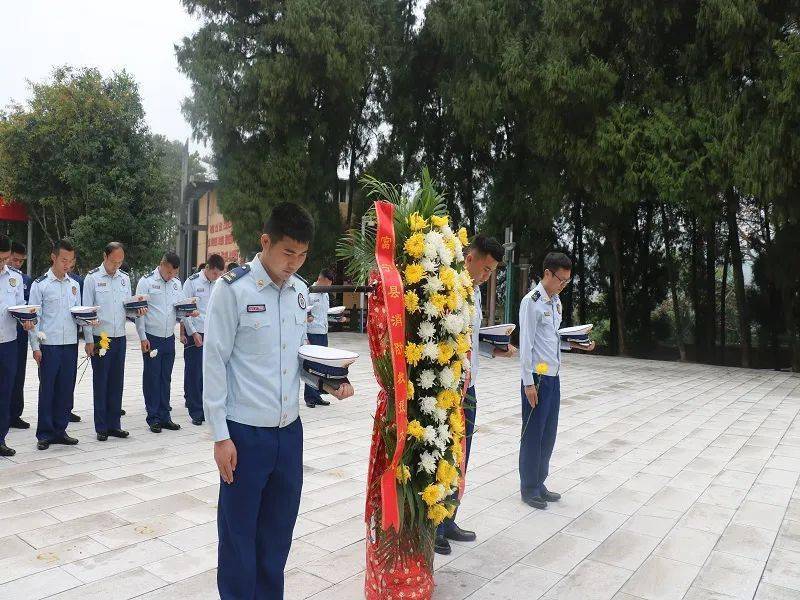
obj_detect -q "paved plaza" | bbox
[1,328,800,599]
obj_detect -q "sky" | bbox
[0,0,204,151]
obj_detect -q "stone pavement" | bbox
[1,327,800,600]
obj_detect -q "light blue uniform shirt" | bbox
[469,285,495,386]
[181,270,215,335]
[203,255,310,442]
[519,282,564,385]
[307,291,329,335]
[28,269,80,350]
[82,264,132,341]
[135,268,183,339]
[0,265,26,344]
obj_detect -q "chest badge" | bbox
[121,280,126,287]
[174,283,179,290]
[298,293,306,309]
[556,303,562,315]
[9,278,17,287]
[72,286,77,296]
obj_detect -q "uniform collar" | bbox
[249,254,297,291]
[534,281,551,303]
[48,268,69,282]
[153,268,172,284]
[100,264,121,278]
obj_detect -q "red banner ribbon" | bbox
[374,201,408,532]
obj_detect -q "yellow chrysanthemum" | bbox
[431,214,449,228]
[535,362,549,376]
[405,342,424,366]
[409,212,428,232]
[421,484,444,506]
[436,459,457,487]
[437,341,455,365]
[458,227,469,246]
[404,233,425,259]
[98,332,110,350]
[430,293,447,313]
[461,270,474,288]
[447,504,457,519]
[428,503,449,525]
[444,237,456,254]
[407,420,424,440]
[407,380,415,398]
[404,290,420,314]
[439,266,457,290]
[395,464,411,484]
[455,334,470,356]
[451,438,463,462]
[449,411,465,436]
[445,292,459,311]
[404,263,424,285]
[436,389,459,410]
[451,359,462,382]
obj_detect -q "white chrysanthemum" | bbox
[454,242,464,262]
[37,331,47,342]
[423,425,437,445]
[418,369,437,390]
[460,271,473,287]
[419,451,439,474]
[421,257,438,273]
[422,301,440,319]
[434,408,448,424]
[419,396,438,415]
[462,355,471,372]
[422,341,439,361]
[439,246,454,266]
[423,275,444,295]
[439,366,455,389]
[423,232,442,260]
[150,349,159,358]
[437,423,452,444]
[443,313,463,336]
[418,321,436,341]
[99,348,107,357]
[434,434,449,453]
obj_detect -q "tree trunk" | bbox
[783,284,800,372]
[720,240,729,365]
[463,149,476,235]
[609,224,628,355]
[725,188,752,368]
[689,216,702,361]
[704,219,717,361]
[660,204,687,361]
[762,205,782,370]
[639,200,654,347]
[577,196,587,325]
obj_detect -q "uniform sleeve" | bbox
[28,281,42,351]
[82,275,95,343]
[478,340,495,359]
[203,282,238,442]
[134,277,147,340]
[181,278,197,335]
[519,296,538,386]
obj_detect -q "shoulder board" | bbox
[88,267,100,275]
[35,273,48,283]
[143,271,154,279]
[188,272,200,280]
[222,264,250,285]
[532,290,541,302]
[8,266,22,275]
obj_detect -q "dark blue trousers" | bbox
[36,344,77,442]
[519,375,560,498]
[143,334,175,426]
[0,340,19,444]
[303,333,328,405]
[91,335,126,433]
[217,418,303,600]
[438,385,476,536]
[10,325,27,421]
[183,333,204,421]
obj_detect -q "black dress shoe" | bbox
[522,495,548,510]
[108,429,129,438]
[69,412,81,423]
[305,401,316,408]
[191,418,204,426]
[97,432,109,441]
[444,523,477,542]
[316,398,331,406]
[120,409,126,416]
[0,444,16,457]
[51,434,79,445]
[161,421,181,431]
[10,418,30,429]
[150,422,162,433]
[37,440,50,450]
[434,535,452,555]
[542,486,561,502]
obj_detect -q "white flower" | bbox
[434,408,448,424]
[418,370,437,390]
[149,349,159,358]
[423,425,437,445]
[454,242,464,262]
[423,275,444,295]
[422,341,439,362]
[443,313,463,336]
[419,396,438,415]
[419,451,439,474]
[421,258,438,273]
[441,225,454,239]
[435,425,452,452]
[37,331,47,342]
[418,321,436,341]
[434,435,449,453]
[422,301,440,319]
[439,245,454,266]
[424,231,444,259]
[99,348,107,357]
[460,271,473,287]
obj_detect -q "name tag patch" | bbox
[247,304,266,313]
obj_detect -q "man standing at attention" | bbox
[518,251,595,509]
[8,240,32,430]
[204,203,354,599]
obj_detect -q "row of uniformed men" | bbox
[0,236,237,456]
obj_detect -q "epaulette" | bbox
[88,267,100,275]
[142,271,154,279]
[222,264,250,284]
[532,290,541,302]
[188,272,200,281]
[35,273,48,283]
[8,266,22,275]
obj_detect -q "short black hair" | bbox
[264,202,314,243]
[53,239,75,254]
[226,261,239,272]
[468,235,504,262]
[543,251,572,274]
[206,254,225,271]
[10,240,26,255]
[104,241,125,256]
[0,235,10,253]
[162,251,180,269]
[319,268,335,282]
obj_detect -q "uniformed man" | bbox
[29,239,82,450]
[83,242,145,441]
[435,235,516,555]
[1,235,34,457]
[8,240,32,430]
[518,251,595,509]
[181,253,224,425]
[135,252,186,433]
[204,202,354,600]
[304,268,334,408]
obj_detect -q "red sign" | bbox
[0,197,28,222]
